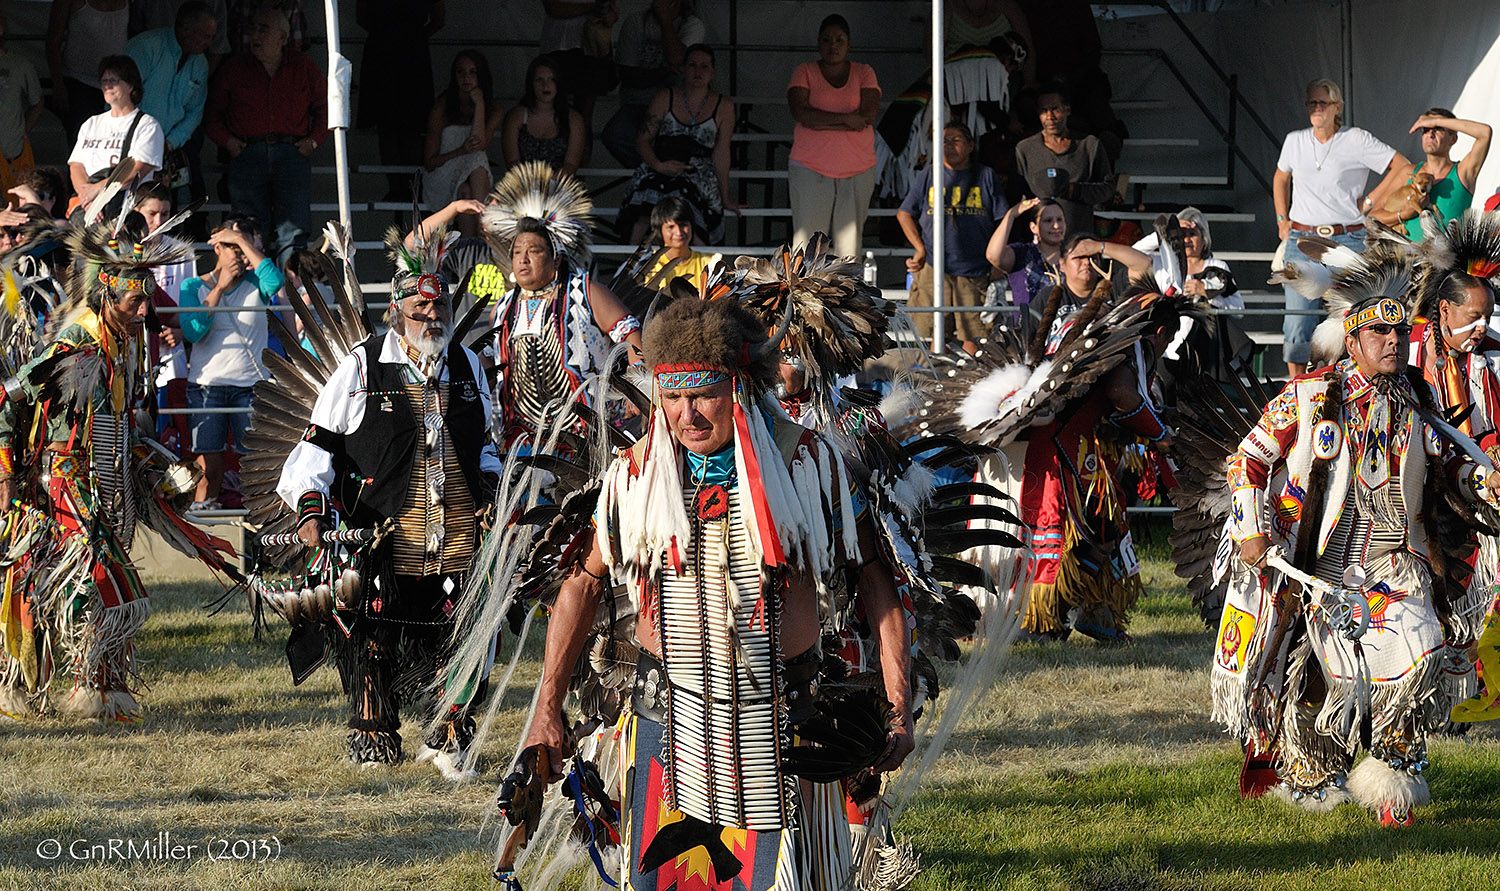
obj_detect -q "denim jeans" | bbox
[1282,228,1366,365]
[227,141,311,267]
[188,383,256,455]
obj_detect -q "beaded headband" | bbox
[97,269,153,293]
[1344,297,1406,333]
[654,364,732,390]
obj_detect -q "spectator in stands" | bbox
[67,55,163,217]
[128,0,230,63]
[616,44,736,244]
[787,14,880,261]
[986,195,1062,337]
[1014,84,1112,239]
[0,9,43,195]
[1273,77,1411,377]
[47,0,129,141]
[1369,109,1491,240]
[179,214,282,510]
[0,204,29,256]
[423,50,501,237]
[357,0,444,202]
[1131,206,1241,311]
[638,195,721,288]
[205,6,328,265]
[975,30,1034,204]
[538,0,619,147]
[1016,0,1125,162]
[226,0,308,54]
[601,0,705,168]
[502,55,585,177]
[8,167,66,219]
[125,2,217,202]
[1028,230,1149,350]
[136,181,193,454]
[897,121,1006,353]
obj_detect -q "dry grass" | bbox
[2,531,1499,889]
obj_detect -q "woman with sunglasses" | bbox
[66,55,162,216]
[1272,77,1412,378]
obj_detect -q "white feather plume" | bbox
[958,362,1047,442]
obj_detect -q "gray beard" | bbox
[405,324,452,377]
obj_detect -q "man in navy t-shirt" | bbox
[897,121,1007,352]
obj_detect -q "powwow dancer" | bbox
[899,243,1184,643]
[258,223,503,772]
[1210,237,1500,826]
[0,206,241,721]
[438,285,956,889]
[546,295,914,890]
[1403,209,1500,722]
[481,161,643,448]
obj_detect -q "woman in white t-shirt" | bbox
[1271,78,1411,377]
[66,54,163,213]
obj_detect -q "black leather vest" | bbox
[313,335,487,527]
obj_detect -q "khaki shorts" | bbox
[907,265,991,342]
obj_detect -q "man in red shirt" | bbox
[204,6,327,264]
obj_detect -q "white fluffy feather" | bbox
[1346,756,1430,811]
[958,361,1051,442]
[1307,318,1348,368]
[875,379,925,428]
[1269,256,1333,303]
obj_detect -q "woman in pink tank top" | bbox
[786,14,881,260]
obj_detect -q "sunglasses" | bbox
[1362,323,1412,337]
[1420,127,1452,137]
[1305,99,1336,110]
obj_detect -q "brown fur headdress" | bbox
[642,296,779,390]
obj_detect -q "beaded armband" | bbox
[608,314,642,344]
[297,490,331,525]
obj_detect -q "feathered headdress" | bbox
[481,160,594,267]
[1279,232,1417,365]
[66,195,194,315]
[1413,208,1500,321]
[733,234,893,416]
[384,222,457,305]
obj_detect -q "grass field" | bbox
[3,531,1500,891]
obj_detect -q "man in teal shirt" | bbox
[125,3,218,174]
[1371,107,1491,240]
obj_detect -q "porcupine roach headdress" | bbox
[734,232,894,420]
[1413,208,1500,321]
[597,290,862,614]
[480,160,594,268]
